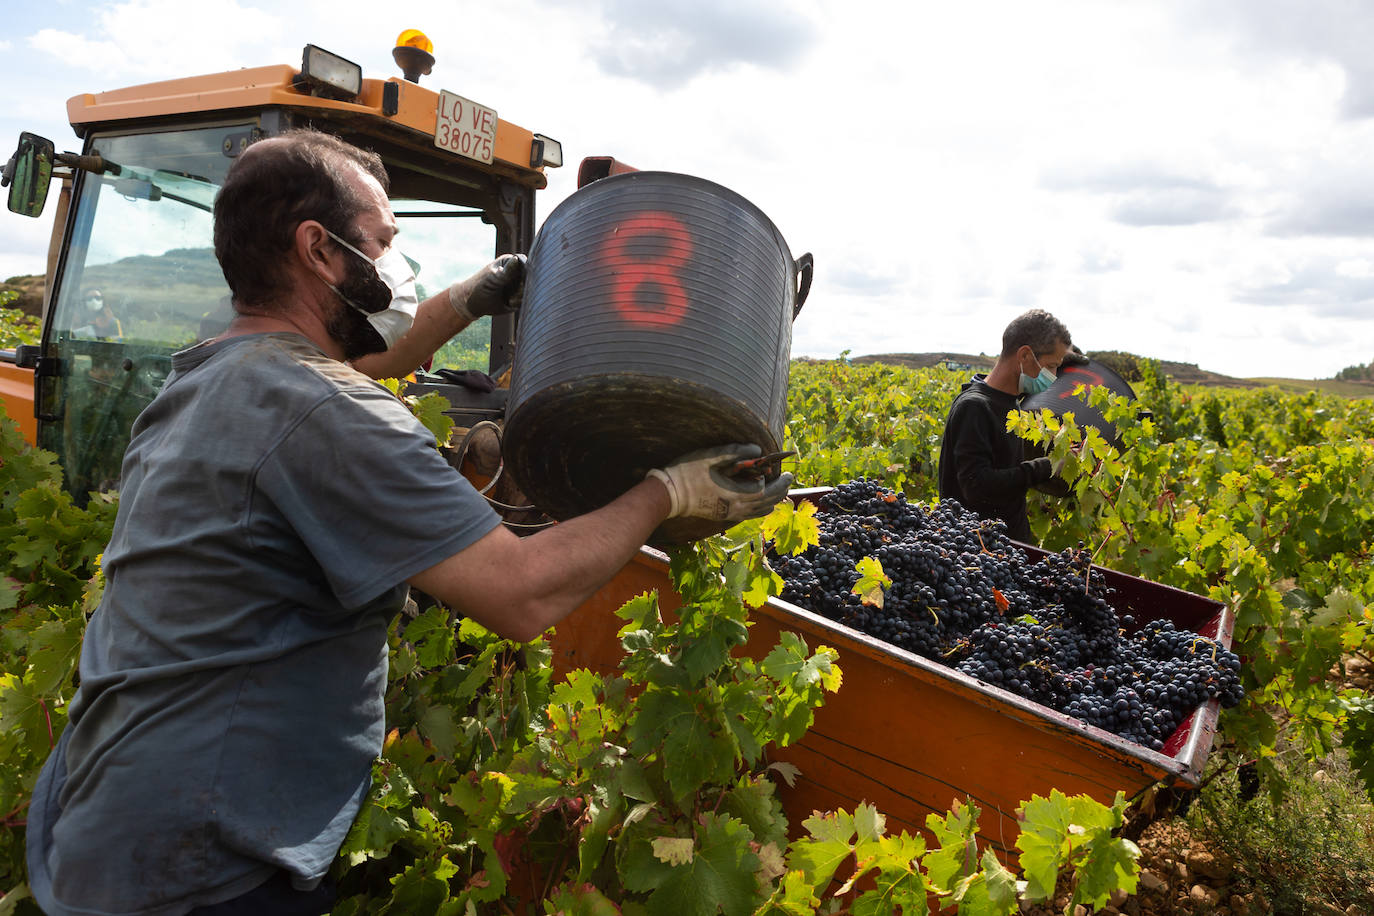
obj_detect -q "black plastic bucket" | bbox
[1020,359,1138,447]
[502,171,812,544]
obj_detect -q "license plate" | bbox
[435,90,497,164]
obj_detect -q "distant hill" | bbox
[4,249,226,326]
[851,351,1250,386]
[850,352,1374,397]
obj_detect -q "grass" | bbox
[1188,749,1374,915]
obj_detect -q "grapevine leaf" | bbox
[578,798,618,881]
[852,557,891,609]
[410,391,456,448]
[742,558,784,608]
[924,800,980,892]
[550,669,603,711]
[615,592,662,634]
[790,809,856,888]
[767,761,801,787]
[1280,587,1316,610]
[719,776,788,850]
[417,704,460,758]
[501,772,566,812]
[652,836,695,866]
[644,813,761,916]
[719,516,766,549]
[756,842,788,884]
[1340,696,1374,800]
[0,672,59,758]
[760,633,841,694]
[455,615,498,645]
[405,605,455,669]
[629,687,736,801]
[388,861,452,913]
[0,578,21,611]
[1072,835,1140,908]
[678,607,748,683]
[946,846,1020,916]
[338,800,410,864]
[1311,587,1362,627]
[1014,791,1072,899]
[544,883,623,916]
[25,617,83,696]
[762,500,821,556]
[854,873,930,916]
[1064,791,1121,834]
[853,802,886,844]
[618,756,657,803]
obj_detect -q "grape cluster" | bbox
[769,479,1244,751]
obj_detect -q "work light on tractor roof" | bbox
[295,44,363,99]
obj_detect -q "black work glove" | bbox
[448,254,526,322]
[1060,351,1091,369]
[1025,456,1054,485]
[433,368,497,393]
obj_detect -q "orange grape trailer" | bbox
[549,494,1234,855]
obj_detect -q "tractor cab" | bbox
[1,37,559,498]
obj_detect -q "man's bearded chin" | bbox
[328,259,389,362]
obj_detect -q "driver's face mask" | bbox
[84,292,104,313]
[324,229,419,349]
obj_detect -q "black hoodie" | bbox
[936,374,1052,543]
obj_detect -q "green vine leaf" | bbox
[644,813,761,916]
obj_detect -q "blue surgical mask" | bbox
[324,229,419,349]
[1019,353,1057,395]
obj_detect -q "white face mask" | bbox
[324,229,419,349]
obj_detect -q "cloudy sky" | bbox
[3,0,1372,378]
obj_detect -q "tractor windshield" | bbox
[42,124,499,497]
[41,125,238,495]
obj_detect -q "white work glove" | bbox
[647,444,793,522]
[448,254,526,323]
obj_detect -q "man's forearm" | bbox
[511,479,672,621]
[408,478,672,642]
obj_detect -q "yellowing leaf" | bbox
[763,500,821,556]
[852,557,891,609]
[768,761,802,788]
[652,835,695,867]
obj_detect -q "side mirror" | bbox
[2,132,56,218]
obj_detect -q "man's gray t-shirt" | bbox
[27,333,502,915]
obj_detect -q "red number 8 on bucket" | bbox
[603,212,694,327]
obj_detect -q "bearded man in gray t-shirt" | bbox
[26,130,791,916]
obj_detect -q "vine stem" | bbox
[39,696,54,748]
[1,800,28,829]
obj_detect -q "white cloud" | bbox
[28,0,283,79]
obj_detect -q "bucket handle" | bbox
[792,252,814,320]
